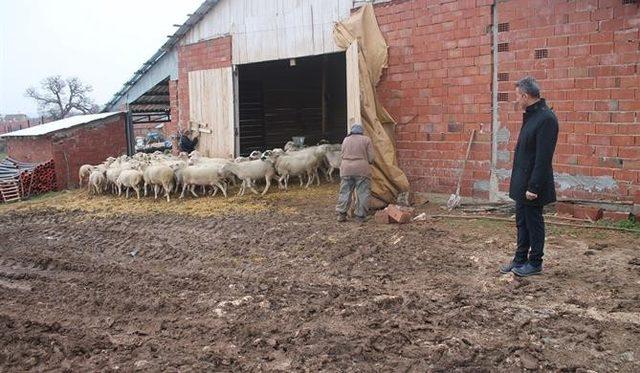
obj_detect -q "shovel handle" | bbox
[454,129,476,195]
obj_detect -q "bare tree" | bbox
[25,76,100,120]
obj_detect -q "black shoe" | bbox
[513,263,542,277]
[499,261,525,274]
[355,215,370,223]
[337,213,347,222]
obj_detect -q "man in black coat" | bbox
[179,129,199,154]
[500,76,559,277]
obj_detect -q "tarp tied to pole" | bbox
[333,3,410,205]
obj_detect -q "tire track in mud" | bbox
[1,207,639,371]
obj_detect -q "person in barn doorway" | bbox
[500,76,559,277]
[179,129,199,154]
[336,123,375,223]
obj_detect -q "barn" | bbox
[104,0,640,203]
[1,112,128,190]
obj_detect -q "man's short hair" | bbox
[515,76,541,98]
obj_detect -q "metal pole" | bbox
[489,1,500,202]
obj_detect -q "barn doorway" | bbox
[236,52,348,155]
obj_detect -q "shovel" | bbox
[447,129,476,210]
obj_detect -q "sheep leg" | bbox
[261,176,271,195]
[190,185,199,198]
[154,185,159,200]
[315,169,321,186]
[135,186,141,200]
[144,181,149,197]
[236,180,244,196]
[245,178,258,195]
[180,183,187,199]
[216,182,228,197]
[164,182,172,202]
[211,184,218,197]
[126,187,130,199]
[201,185,206,195]
[305,170,314,188]
[283,174,289,190]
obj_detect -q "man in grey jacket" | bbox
[336,123,375,223]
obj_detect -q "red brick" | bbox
[386,204,414,224]
[587,135,611,146]
[602,211,632,222]
[375,209,391,224]
[611,136,636,146]
[573,205,603,221]
[555,202,575,216]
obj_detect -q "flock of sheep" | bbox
[78,141,342,202]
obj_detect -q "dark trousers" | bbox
[335,176,370,218]
[513,202,545,266]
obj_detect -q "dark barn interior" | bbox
[238,52,347,155]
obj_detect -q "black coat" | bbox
[509,99,559,206]
[179,134,198,153]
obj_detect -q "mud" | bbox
[1,187,639,371]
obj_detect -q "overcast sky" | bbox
[0,0,203,117]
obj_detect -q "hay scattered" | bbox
[0,183,339,217]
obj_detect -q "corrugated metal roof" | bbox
[103,0,221,112]
[0,112,122,138]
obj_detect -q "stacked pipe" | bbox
[0,158,56,202]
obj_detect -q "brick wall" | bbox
[376,0,495,199]
[496,0,640,201]
[7,137,54,163]
[50,114,128,189]
[167,79,179,134]
[7,114,127,190]
[374,0,639,201]
[177,36,232,130]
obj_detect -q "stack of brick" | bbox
[375,204,415,224]
[556,201,634,222]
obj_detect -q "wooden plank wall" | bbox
[183,0,353,64]
[188,68,235,158]
[346,41,361,131]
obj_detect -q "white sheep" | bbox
[284,141,303,152]
[268,150,318,190]
[223,158,275,196]
[143,164,175,202]
[116,169,144,199]
[233,150,263,163]
[88,170,106,195]
[179,165,227,198]
[285,145,330,186]
[324,150,342,182]
[78,164,95,188]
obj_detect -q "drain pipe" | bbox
[489,0,500,202]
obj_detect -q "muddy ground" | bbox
[1,185,639,372]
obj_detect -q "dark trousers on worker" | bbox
[336,176,370,218]
[513,202,545,266]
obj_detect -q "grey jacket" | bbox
[340,134,374,177]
